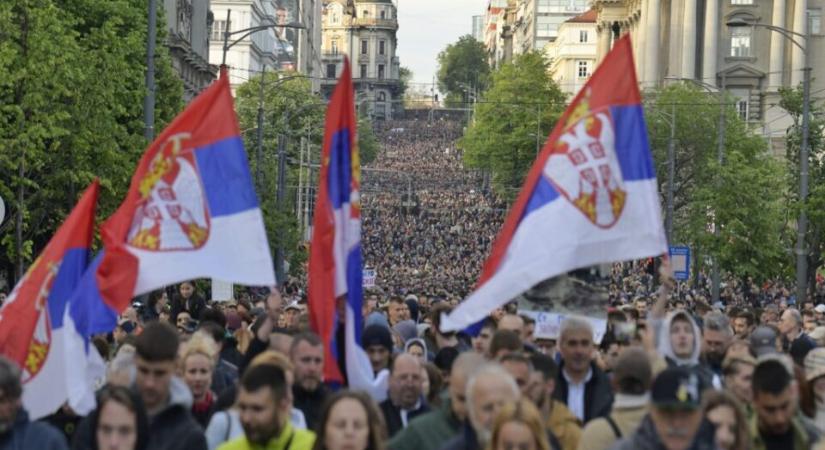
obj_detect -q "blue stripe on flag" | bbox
[68,252,119,341]
[328,130,353,210]
[346,245,363,344]
[48,248,90,330]
[195,136,260,217]
[611,105,655,181]
[521,176,560,222]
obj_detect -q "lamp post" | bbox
[220,9,306,70]
[727,17,811,302]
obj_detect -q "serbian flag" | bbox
[441,36,667,331]
[309,58,388,400]
[0,181,105,419]
[87,73,274,306]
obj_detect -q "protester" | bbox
[801,348,825,434]
[180,333,219,428]
[172,281,207,321]
[527,353,580,450]
[700,312,733,377]
[312,391,387,450]
[89,385,149,450]
[655,310,717,391]
[290,333,330,430]
[701,390,748,450]
[379,354,429,437]
[487,399,551,450]
[721,354,755,409]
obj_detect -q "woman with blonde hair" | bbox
[488,399,551,450]
[180,331,219,428]
[701,390,749,450]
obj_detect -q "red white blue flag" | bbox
[0,181,104,419]
[441,36,667,331]
[87,73,275,306]
[309,58,387,399]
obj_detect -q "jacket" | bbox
[438,424,479,450]
[73,377,207,450]
[577,394,648,450]
[553,361,614,424]
[171,294,206,320]
[292,383,330,431]
[217,422,315,450]
[388,397,462,450]
[547,399,582,450]
[0,409,68,450]
[749,411,820,450]
[609,415,716,450]
[379,397,431,437]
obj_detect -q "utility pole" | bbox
[796,14,812,303]
[276,130,288,287]
[144,0,157,141]
[712,73,726,304]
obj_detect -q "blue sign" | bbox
[669,246,691,281]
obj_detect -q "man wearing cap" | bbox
[749,356,820,449]
[815,303,825,322]
[578,348,652,450]
[611,367,715,450]
[750,326,780,357]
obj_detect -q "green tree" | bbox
[646,83,785,280]
[779,86,825,290]
[398,66,413,99]
[0,0,182,282]
[461,51,565,198]
[358,114,379,165]
[437,35,490,107]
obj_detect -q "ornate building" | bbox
[163,0,218,100]
[321,0,402,120]
[544,10,598,96]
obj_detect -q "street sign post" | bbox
[669,246,691,281]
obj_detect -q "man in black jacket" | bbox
[289,332,329,430]
[552,317,613,424]
[380,354,430,437]
[73,322,206,450]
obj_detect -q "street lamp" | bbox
[727,17,811,302]
[221,9,306,68]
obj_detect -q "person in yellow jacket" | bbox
[527,353,582,449]
[219,365,315,450]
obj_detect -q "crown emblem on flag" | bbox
[128,133,211,251]
[543,94,627,228]
[22,259,59,382]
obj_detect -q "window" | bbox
[577,60,589,78]
[378,92,387,102]
[380,10,386,19]
[378,64,385,79]
[809,9,822,34]
[360,64,367,78]
[736,99,749,120]
[211,20,226,41]
[361,40,368,54]
[731,0,753,4]
[326,64,336,78]
[579,30,588,43]
[730,27,751,56]
[331,40,338,55]
[379,40,386,55]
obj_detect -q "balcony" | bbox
[353,18,398,29]
[322,51,345,61]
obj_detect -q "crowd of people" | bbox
[362,119,507,298]
[2,119,825,450]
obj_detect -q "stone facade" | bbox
[544,10,598,96]
[163,0,218,101]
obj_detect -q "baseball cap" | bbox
[815,304,825,314]
[651,367,701,410]
[750,326,779,356]
[284,301,302,312]
[804,347,825,382]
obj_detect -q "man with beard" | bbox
[289,333,329,430]
[732,310,755,339]
[0,356,67,450]
[749,356,820,449]
[380,354,430,437]
[220,364,315,450]
[700,312,733,377]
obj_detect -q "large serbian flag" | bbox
[89,73,274,306]
[441,36,667,331]
[0,181,105,419]
[309,58,387,400]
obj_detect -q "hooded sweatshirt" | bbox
[654,311,718,391]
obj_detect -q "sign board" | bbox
[668,246,691,281]
[211,279,234,302]
[525,311,608,344]
[363,268,376,288]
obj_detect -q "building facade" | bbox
[544,10,598,96]
[472,15,486,41]
[209,0,323,91]
[163,0,218,100]
[592,0,825,140]
[321,0,402,120]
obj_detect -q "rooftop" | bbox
[566,9,597,23]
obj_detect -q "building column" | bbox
[768,0,787,89]
[702,0,719,84]
[681,0,697,78]
[669,0,683,78]
[791,0,807,86]
[636,7,646,77]
[644,0,661,86]
[598,22,611,62]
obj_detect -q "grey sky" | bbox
[396,0,486,88]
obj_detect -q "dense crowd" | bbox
[2,119,825,450]
[362,119,507,298]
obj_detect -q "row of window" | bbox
[326,63,386,79]
[729,10,821,57]
[329,39,389,56]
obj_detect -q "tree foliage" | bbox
[461,51,566,198]
[0,0,183,284]
[437,35,490,108]
[645,84,785,281]
[398,66,412,99]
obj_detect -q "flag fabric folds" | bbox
[0,181,105,419]
[94,74,275,307]
[441,35,668,332]
[308,58,388,400]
